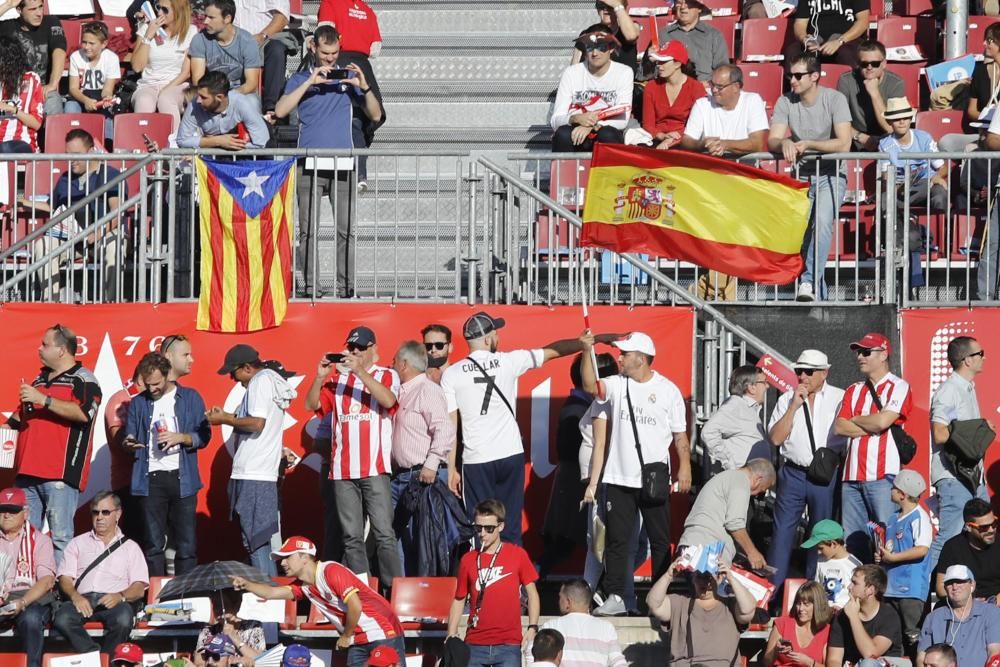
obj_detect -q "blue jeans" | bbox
[979,203,1000,300]
[801,174,846,300]
[842,478,895,561]
[390,466,450,576]
[3,596,51,667]
[249,538,278,577]
[768,464,837,596]
[929,477,988,572]
[467,644,522,667]
[16,475,79,564]
[347,636,406,667]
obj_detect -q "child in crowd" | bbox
[878,469,931,660]
[801,520,861,610]
[66,21,121,139]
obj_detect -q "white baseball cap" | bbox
[943,564,975,584]
[613,332,656,356]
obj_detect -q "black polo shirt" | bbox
[935,533,1000,599]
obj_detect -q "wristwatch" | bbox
[43,396,52,410]
[527,624,539,631]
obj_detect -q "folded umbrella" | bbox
[157,560,274,601]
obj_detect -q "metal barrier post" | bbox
[464,161,481,305]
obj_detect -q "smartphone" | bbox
[325,353,345,364]
[0,602,17,614]
[325,69,352,80]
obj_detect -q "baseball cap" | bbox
[345,326,376,348]
[943,564,975,584]
[678,0,710,11]
[463,312,506,340]
[793,350,830,370]
[575,28,622,48]
[0,487,26,512]
[368,647,400,667]
[272,536,317,559]
[801,519,845,548]
[650,40,689,63]
[203,634,238,657]
[849,333,891,355]
[985,655,1000,667]
[217,344,260,375]
[613,332,656,357]
[281,645,312,667]
[893,469,926,498]
[112,644,144,665]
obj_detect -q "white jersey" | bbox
[231,368,292,482]
[440,348,543,464]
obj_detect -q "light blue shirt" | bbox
[176,90,270,149]
[930,371,981,483]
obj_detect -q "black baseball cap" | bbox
[346,326,376,348]
[463,312,506,340]
[217,344,260,375]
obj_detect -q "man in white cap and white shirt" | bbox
[916,564,1000,667]
[580,330,691,616]
[766,349,846,601]
[440,312,595,545]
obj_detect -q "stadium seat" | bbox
[885,63,922,109]
[877,16,936,62]
[740,18,793,62]
[946,212,986,260]
[390,577,458,631]
[299,602,331,630]
[0,654,27,667]
[112,113,172,195]
[101,16,134,60]
[270,575,299,629]
[704,15,738,60]
[635,15,673,55]
[60,19,86,62]
[897,0,933,14]
[701,0,739,15]
[21,161,67,206]
[536,213,574,258]
[949,16,1000,56]
[43,655,109,667]
[818,63,852,88]
[740,62,784,111]
[44,114,107,153]
[915,110,964,141]
[548,159,591,212]
[781,577,807,616]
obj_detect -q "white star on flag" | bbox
[235,171,270,199]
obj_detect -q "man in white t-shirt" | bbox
[580,331,692,616]
[680,64,769,157]
[207,344,296,576]
[124,352,211,577]
[441,312,592,545]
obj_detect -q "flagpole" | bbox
[580,248,604,400]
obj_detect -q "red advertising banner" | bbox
[0,303,694,562]
[900,308,1000,494]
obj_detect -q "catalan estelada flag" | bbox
[196,158,295,333]
[581,143,811,284]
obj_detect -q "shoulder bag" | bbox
[864,380,917,465]
[626,378,670,506]
[802,402,841,485]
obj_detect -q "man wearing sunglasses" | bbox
[836,41,904,151]
[571,1,639,74]
[929,336,992,572]
[680,64,769,157]
[303,326,401,591]
[934,499,1000,601]
[835,332,913,560]
[53,491,148,656]
[766,349,847,605]
[702,365,770,472]
[421,324,453,385]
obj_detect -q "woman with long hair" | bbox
[642,40,705,150]
[131,0,196,131]
[0,40,45,153]
[763,581,833,667]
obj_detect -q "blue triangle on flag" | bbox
[203,158,295,219]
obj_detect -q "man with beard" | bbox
[176,70,269,149]
[189,0,262,95]
[934,499,1000,600]
[421,324,452,384]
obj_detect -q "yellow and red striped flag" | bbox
[196,157,295,333]
[581,143,811,284]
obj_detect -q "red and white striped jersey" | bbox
[291,561,403,645]
[838,373,913,482]
[319,365,399,480]
[0,73,44,151]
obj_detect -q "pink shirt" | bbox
[391,373,454,470]
[0,526,56,594]
[57,529,149,595]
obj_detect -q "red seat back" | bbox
[877,16,936,62]
[740,18,792,62]
[389,577,458,623]
[818,63,852,88]
[915,109,964,142]
[782,577,807,616]
[740,62,784,112]
[44,114,107,153]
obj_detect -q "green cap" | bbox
[801,519,845,549]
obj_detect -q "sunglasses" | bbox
[788,71,812,80]
[346,343,371,353]
[583,44,611,53]
[967,350,986,359]
[473,524,499,534]
[425,342,448,351]
[968,519,999,531]
[91,508,117,516]
[856,347,885,357]
[160,334,188,354]
[794,368,817,376]
[859,60,884,68]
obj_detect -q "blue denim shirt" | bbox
[125,385,212,498]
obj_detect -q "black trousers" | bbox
[603,484,671,598]
[551,125,625,153]
[261,39,289,113]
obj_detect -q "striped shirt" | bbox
[391,373,454,470]
[539,612,627,667]
[0,72,44,151]
[320,366,400,481]
[291,561,402,645]
[838,373,912,482]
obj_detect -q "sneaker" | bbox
[594,594,627,617]
[796,282,815,302]
[357,180,368,194]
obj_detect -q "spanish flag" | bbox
[196,158,295,333]
[581,144,811,284]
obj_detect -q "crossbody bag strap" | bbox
[864,379,884,411]
[802,401,818,455]
[625,378,646,468]
[685,595,696,661]
[75,537,125,592]
[465,356,515,418]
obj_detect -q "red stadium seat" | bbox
[915,110,964,141]
[548,159,591,212]
[701,0,739,15]
[703,15,738,60]
[112,113,172,195]
[885,63,922,109]
[60,19,86,61]
[43,655,109,667]
[299,602,331,630]
[635,15,673,55]
[740,18,792,62]
[781,578,807,616]
[390,577,458,631]
[877,16,936,62]
[0,654,27,667]
[21,161,67,204]
[818,63,852,88]
[740,62,784,111]
[897,0,933,14]
[44,114,107,153]
[948,16,1000,56]
[101,16,134,60]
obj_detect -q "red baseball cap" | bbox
[272,536,317,559]
[984,655,1000,667]
[0,488,26,511]
[368,647,400,667]
[650,40,689,64]
[112,643,144,665]
[849,332,891,355]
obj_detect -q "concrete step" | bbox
[382,100,551,128]
[378,79,556,100]
[371,127,551,150]
[371,54,567,82]
[377,8,593,34]
[379,33,577,53]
